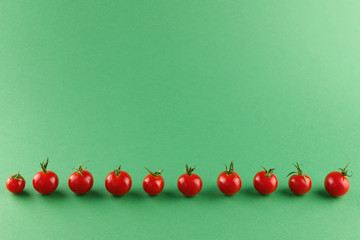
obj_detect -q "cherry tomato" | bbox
[287,163,312,195]
[6,173,26,193]
[143,167,164,195]
[324,164,351,197]
[33,158,59,194]
[68,162,94,194]
[217,161,242,195]
[177,164,202,196]
[105,164,132,196]
[253,167,278,195]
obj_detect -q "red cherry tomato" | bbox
[33,158,59,194]
[253,167,278,195]
[287,163,312,195]
[105,164,132,196]
[217,161,242,195]
[324,164,351,197]
[68,163,94,195]
[177,164,202,196]
[6,173,26,193]
[143,168,164,195]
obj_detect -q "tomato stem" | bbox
[185,164,196,176]
[40,158,49,173]
[114,164,122,176]
[261,166,275,178]
[75,161,88,176]
[10,172,24,181]
[339,162,352,177]
[287,162,307,183]
[144,167,163,177]
[225,161,234,175]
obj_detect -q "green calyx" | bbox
[339,163,352,177]
[40,157,49,173]
[184,164,196,176]
[75,162,88,176]
[287,162,307,183]
[145,167,163,177]
[261,166,275,178]
[11,172,24,181]
[114,164,122,176]
[225,161,234,175]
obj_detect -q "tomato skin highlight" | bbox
[253,171,278,195]
[288,174,312,195]
[324,171,350,197]
[217,171,242,195]
[33,171,59,194]
[177,173,202,196]
[68,170,94,195]
[6,175,26,193]
[143,174,164,195]
[105,171,132,196]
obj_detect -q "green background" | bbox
[0,1,359,239]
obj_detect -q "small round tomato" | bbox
[68,162,94,195]
[6,173,26,193]
[253,167,278,195]
[177,164,202,196]
[287,163,312,195]
[324,164,351,197]
[33,158,59,194]
[105,164,132,196]
[143,167,164,196]
[217,161,242,195]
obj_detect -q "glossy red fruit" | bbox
[68,162,94,195]
[105,164,132,196]
[177,164,202,196]
[253,167,278,195]
[33,158,59,194]
[143,168,164,196]
[324,164,351,197]
[287,163,312,195]
[217,161,242,195]
[6,173,26,193]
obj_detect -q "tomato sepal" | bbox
[261,166,275,178]
[144,167,163,177]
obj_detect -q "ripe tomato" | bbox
[253,167,278,195]
[324,164,351,197]
[177,164,202,196]
[105,164,132,196]
[287,163,312,195]
[217,161,242,195]
[6,173,26,193]
[68,162,94,194]
[143,167,164,195]
[33,158,59,194]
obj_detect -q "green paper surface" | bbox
[0,1,359,239]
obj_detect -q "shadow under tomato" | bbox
[241,186,263,198]
[154,189,182,199]
[109,192,137,198]
[162,190,178,198]
[315,189,337,199]
[126,190,146,198]
[279,188,298,197]
[108,189,152,199]
[109,189,181,201]
[73,189,104,199]
[200,187,226,199]
[11,190,31,197]
[279,188,313,197]
[39,190,67,198]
